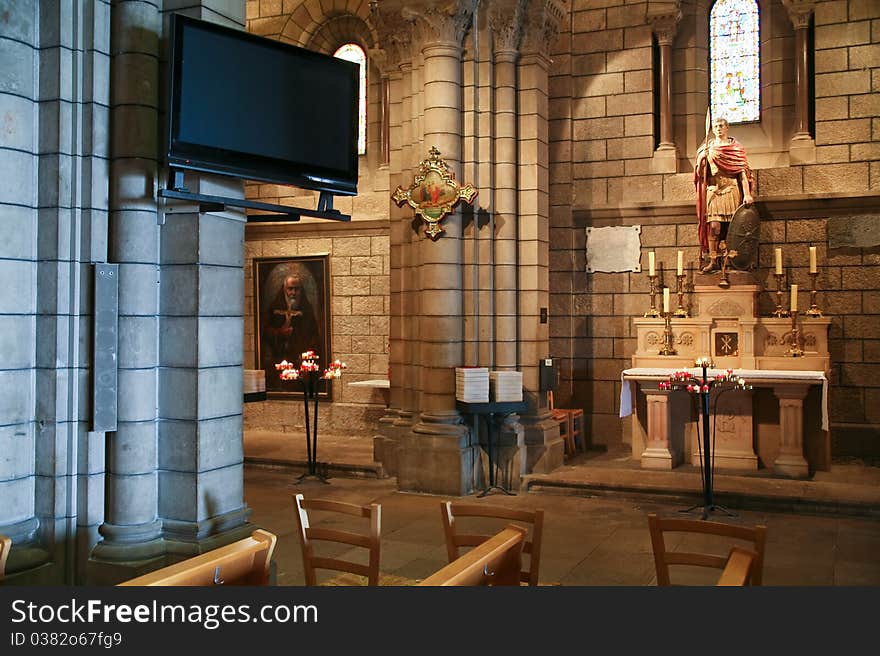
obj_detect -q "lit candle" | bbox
[663,287,670,313]
[677,250,684,276]
[775,248,783,275]
[648,251,655,276]
[790,284,798,312]
[809,246,817,274]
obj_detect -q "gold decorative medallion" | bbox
[392,146,478,240]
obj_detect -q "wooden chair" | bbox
[118,529,276,586]
[548,391,585,454]
[0,534,11,582]
[716,546,758,586]
[647,513,767,586]
[420,525,527,586]
[293,493,381,586]
[440,501,544,586]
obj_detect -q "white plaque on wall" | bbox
[585,225,642,273]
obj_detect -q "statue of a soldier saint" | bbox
[694,116,759,283]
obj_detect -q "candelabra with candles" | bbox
[771,273,790,317]
[644,274,661,318]
[658,288,676,355]
[659,358,751,519]
[659,311,676,356]
[673,273,689,317]
[806,272,823,317]
[787,311,804,357]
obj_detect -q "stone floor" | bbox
[243,430,880,586]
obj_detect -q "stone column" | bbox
[490,0,524,373]
[0,0,111,584]
[773,383,810,478]
[154,3,252,557]
[640,387,681,469]
[648,7,681,173]
[396,0,476,496]
[90,0,165,574]
[516,0,566,475]
[782,0,816,163]
[488,0,527,490]
[369,6,413,473]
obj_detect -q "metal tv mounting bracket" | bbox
[158,167,352,223]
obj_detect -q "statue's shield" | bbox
[726,204,761,270]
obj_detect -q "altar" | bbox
[623,272,831,479]
[620,367,828,478]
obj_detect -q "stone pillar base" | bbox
[373,410,404,476]
[87,512,255,584]
[773,453,809,478]
[789,136,816,164]
[651,146,678,173]
[521,414,565,474]
[641,446,676,469]
[397,421,474,496]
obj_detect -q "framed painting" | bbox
[254,255,332,399]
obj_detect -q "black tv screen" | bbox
[166,14,359,195]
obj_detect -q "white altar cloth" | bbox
[619,367,828,431]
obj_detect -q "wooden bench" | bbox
[0,534,11,582]
[118,530,276,586]
[716,546,757,586]
[418,525,526,587]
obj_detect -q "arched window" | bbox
[334,43,367,155]
[710,0,760,124]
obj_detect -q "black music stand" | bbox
[456,401,527,497]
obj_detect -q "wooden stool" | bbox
[551,408,575,457]
[568,408,585,452]
[548,392,581,457]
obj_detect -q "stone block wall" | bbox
[549,0,880,456]
[243,220,390,435]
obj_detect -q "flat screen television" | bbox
[166,14,359,196]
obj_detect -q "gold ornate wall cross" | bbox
[392,146,478,240]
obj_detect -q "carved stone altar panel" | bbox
[689,389,758,470]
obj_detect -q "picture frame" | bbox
[254,255,332,399]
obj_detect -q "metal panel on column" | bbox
[93,263,118,432]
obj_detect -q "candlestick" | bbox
[772,273,790,318]
[790,284,798,313]
[644,274,661,318]
[662,287,670,313]
[787,310,804,357]
[775,248,783,275]
[674,273,688,317]
[648,251,655,277]
[809,246,817,274]
[659,311,677,356]
[676,250,683,277]
[806,271,823,317]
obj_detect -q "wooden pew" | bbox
[119,529,276,586]
[418,525,526,586]
[0,534,11,582]
[716,546,757,586]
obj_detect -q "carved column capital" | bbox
[489,0,527,58]
[781,0,815,29]
[647,7,682,45]
[521,0,566,58]
[369,1,414,71]
[401,0,476,53]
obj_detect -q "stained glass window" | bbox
[710,0,760,124]
[334,43,367,155]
